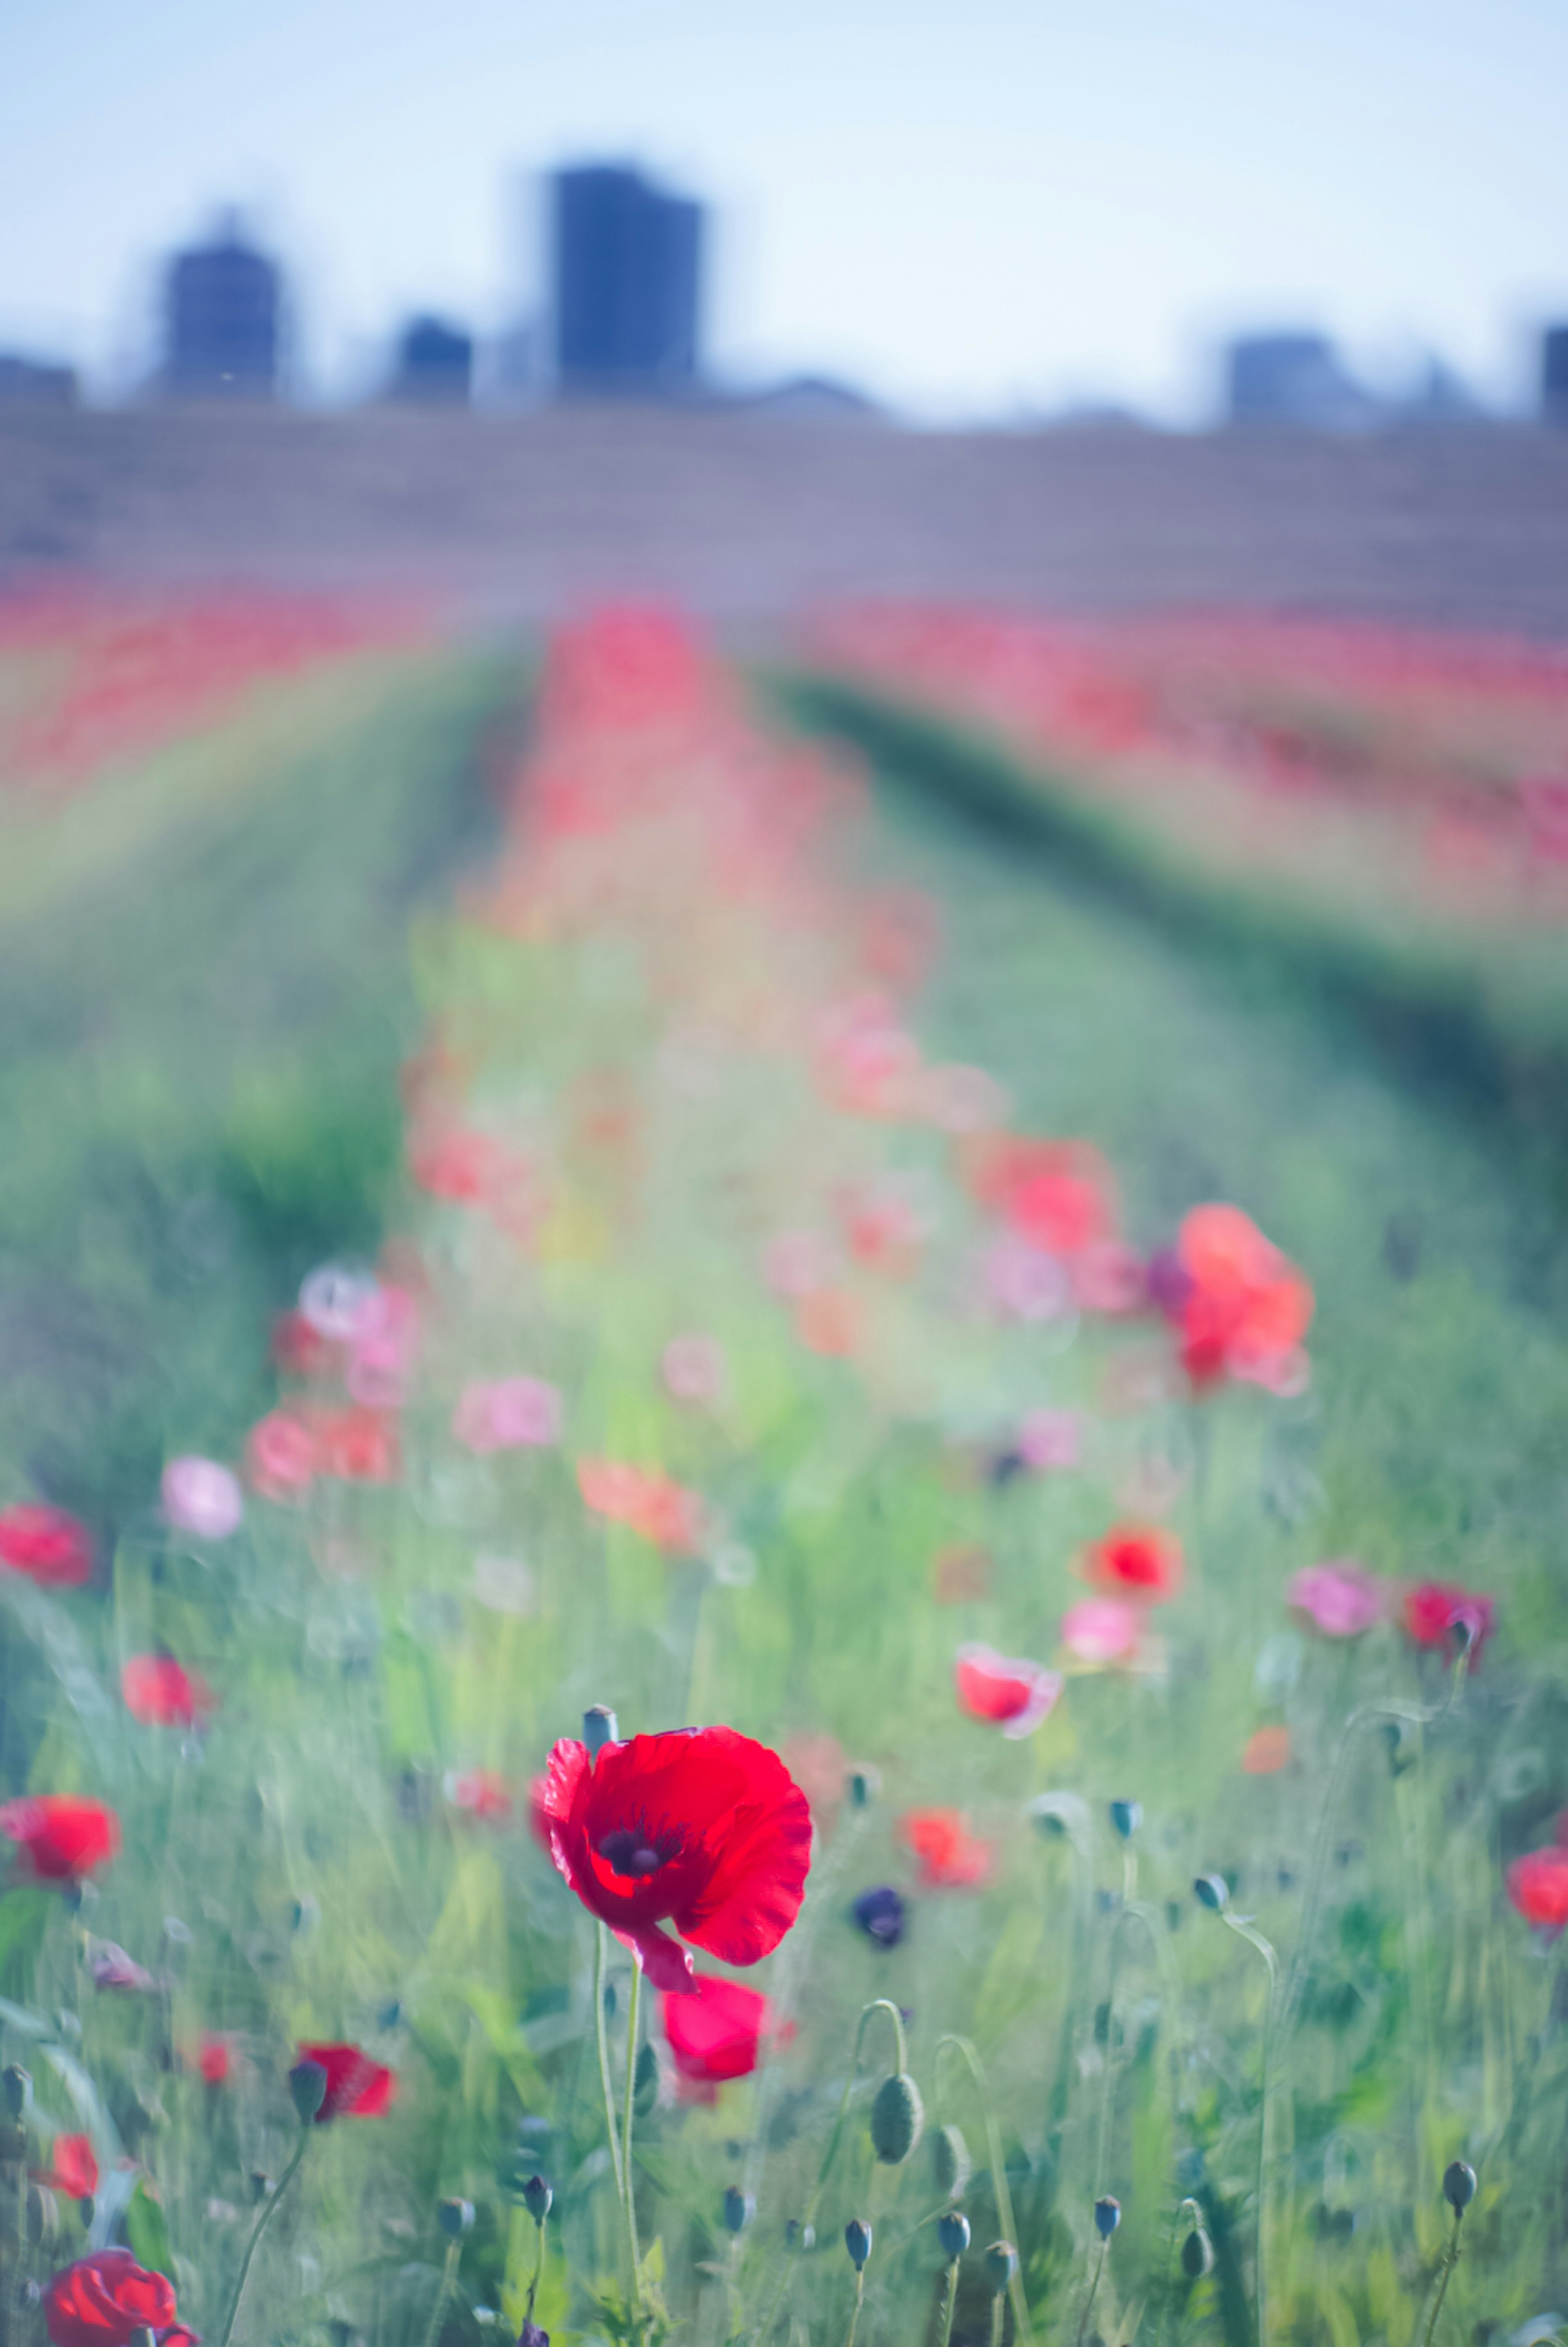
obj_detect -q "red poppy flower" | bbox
[661,1971,788,2098]
[158,2328,203,2347]
[445,1769,512,1823]
[1241,1726,1292,1776]
[1173,1205,1313,1389]
[270,1309,339,1379]
[0,1796,120,1883]
[1403,1581,1495,1665]
[1506,1847,1568,1934]
[43,2250,176,2347]
[898,1808,994,1891]
[196,2035,232,2086]
[576,1461,706,1554]
[970,1138,1114,1259]
[33,2133,98,2200]
[0,1504,92,1589]
[294,2042,396,2122]
[953,1645,1063,1738]
[245,1411,317,1504]
[537,1727,813,1995]
[314,1408,400,1484]
[121,1657,216,1729]
[1085,1523,1184,1605]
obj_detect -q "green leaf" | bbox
[126,2178,174,2280]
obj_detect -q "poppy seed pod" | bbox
[1443,2162,1477,2213]
[847,1766,881,1810]
[1094,2196,1121,2239]
[522,2175,553,2225]
[937,2212,972,2261]
[1109,1800,1142,1842]
[724,2186,755,2235]
[1194,1874,1229,1912]
[983,2241,1018,2296]
[582,1705,619,1755]
[438,2198,475,2238]
[785,2219,815,2251]
[1181,2227,1214,2278]
[288,2059,329,2123]
[845,2220,873,2270]
[932,2122,972,2199]
[871,2071,924,2164]
[2,2065,31,2118]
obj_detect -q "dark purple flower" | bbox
[1145,1247,1193,1323]
[519,2326,549,2347]
[851,1886,906,1950]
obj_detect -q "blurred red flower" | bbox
[898,1808,994,1890]
[576,1461,705,1554]
[32,2134,98,2200]
[294,2042,396,2122]
[971,1137,1114,1259]
[537,1726,813,1994]
[196,2035,232,2086]
[1172,1204,1313,1390]
[1241,1726,1292,1775]
[446,1769,512,1823]
[271,1309,340,1379]
[0,1796,120,1883]
[1506,1847,1568,1934]
[314,1408,400,1484]
[245,1411,317,1504]
[1085,1523,1184,1605]
[661,1971,788,2098]
[42,2250,176,2347]
[121,1657,215,1729]
[954,1645,1062,1739]
[0,1504,92,1588]
[1403,1581,1495,1665]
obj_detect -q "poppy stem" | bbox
[938,2256,962,2347]
[419,2240,461,2347]
[214,2121,311,2347]
[934,2037,1035,2347]
[1073,2238,1107,2347]
[593,1924,627,2205]
[621,1958,644,2315]
[1219,1912,1279,2347]
[1417,2206,1464,2347]
[844,2265,865,2347]
[526,2210,547,2324]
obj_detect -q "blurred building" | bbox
[163,213,281,400]
[0,352,78,406]
[550,163,703,396]
[389,315,474,405]
[1225,332,1374,428]
[1544,326,1568,426]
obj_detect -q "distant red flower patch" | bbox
[970,1136,1115,1260]
[294,2041,396,2122]
[196,2035,232,2086]
[1172,1204,1313,1391]
[314,1407,400,1484]
[0,1504,92,1588]
[1506,1847,1568,1934]
[577,1460,705,1554]
[898,1808,994,1891]
[121,1656,216,1729]
[954,1645,1062,1739]
[537,1726,812,1995]
[1241,1726,1292,1775]
[245,1410,318,1504]
[0,1796,120,1883]
[661,1970,788,2098]
[42,2249,176,2347]
[1085,1523,1184,1606]
[1403,1580,1495,1665]
[33,2133,98,2200]
[445,1769,512,1823]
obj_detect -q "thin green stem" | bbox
[526,2216,546,2324]
[935,2038,1035,2347]
[419,2240,461,2347]
[939,2259,961,2347]
[621,1960,644,2309]
[593,1924,626,2204]
[1418,2208,1464,2347]
[1221,1913,1279,2347]
[1074,2239,1107,2347]
[845,2267,865,2347]
[991,2290,1007,2347]
[214,2125,311,2347]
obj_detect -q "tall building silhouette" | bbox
[390,316,474,406]
[550,164,703,395]
[1225,332,1372,428]
[1544,327,1568,426]
[163,212,281,400]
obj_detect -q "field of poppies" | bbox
[1,593,1567,2347]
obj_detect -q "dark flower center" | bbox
[598,1826,672,1878]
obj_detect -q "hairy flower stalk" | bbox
[935,2037,1035,2347]
[213,2064,323,2347]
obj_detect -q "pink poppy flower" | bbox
[297,1265,379,1344]
[245,1412,317,1504]
[662,1334,726,1408]
[982,1236,1070,1323]
[1289,1561,1387,1639]
[954,1644,1062,1738]
[1017,1408,1081,1472]
[121,1655,216,1729]
[1070,1241,1147,1316]
[161,1457,243,1541]
[1060,1597,1144,1664]
[345,1284,421,1409]
[452,1377,563,1455]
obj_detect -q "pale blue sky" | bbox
[4,0,1566,419]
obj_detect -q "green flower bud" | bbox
[937,2212,971,2261]
[437,2198,474,2238]
[931,2122,972,2200]
[522,2175,553,2225]
[1193,1874,1229,1912]
[1443,2162,1476,2213]
[1094,2196,1121,2239]
[1181,2227,1214,2278]
[633,2039,660,2117]
[288,2059,328,2123]
[1109,1800,1142,1841]
[724,2187,754,2235]
[583,1706,619,1755]
[785,2219,815,2252]
[983,2241,1018,2296]
[870,2071,924,2165]
[2,2067,31,2119]
[845,2219,873,2270]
